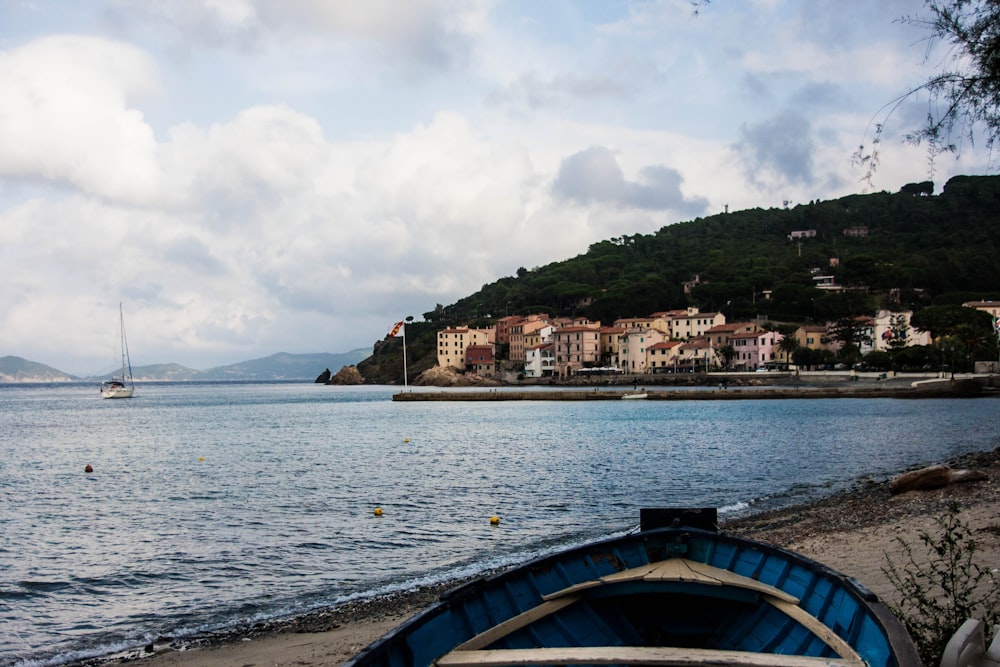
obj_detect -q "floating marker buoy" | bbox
[490,516,500,526]
[198,457,205,462]
[403,438,409,443]
[84,464,93,473]
[373,507,383,516]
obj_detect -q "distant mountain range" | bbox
[0,350,370,383]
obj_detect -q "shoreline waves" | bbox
[85,447,1000,667]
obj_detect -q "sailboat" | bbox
[100,304,135,399]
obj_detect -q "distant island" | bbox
[0,350,369,383]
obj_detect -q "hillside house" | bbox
[794,325,830,352]
[618,328,667,373]
[553,325,601,378]
[509,316,552,363]
[465,344,496,377]
[676,338,714,371]
[599,326,626,367]
[872,310,930,351]
[493,315,522,346]
[670,308,725,339]
[704,322,760,348]
[964,300,1000,321]
[437,326,495,371]
[648,341,682,372]
[729,331,784,370]
[524,343,555,378]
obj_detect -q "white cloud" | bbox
[0,0,993,375]
[0,36,161,203]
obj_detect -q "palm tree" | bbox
[777,334,800,369]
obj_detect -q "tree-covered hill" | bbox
[361,175,1000,383]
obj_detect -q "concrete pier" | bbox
[392,382,992,401]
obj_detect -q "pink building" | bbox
[729,331,784,370]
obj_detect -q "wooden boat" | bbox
[100,303,135,399]
[345,508,920,667]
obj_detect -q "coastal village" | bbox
[434,300,1000,380]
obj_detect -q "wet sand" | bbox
[102,448,1000,667]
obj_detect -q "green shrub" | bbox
[882,503,1000,665]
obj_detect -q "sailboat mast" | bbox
[120,303,133,386]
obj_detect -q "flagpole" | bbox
[402,324,408,388]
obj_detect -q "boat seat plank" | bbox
[452,596,581,652]
[541,558,798,605]
[766,597,862,663]
[435,646,866,667]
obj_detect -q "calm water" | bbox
[1,382,998,666]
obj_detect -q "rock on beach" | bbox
[889,464,989,495]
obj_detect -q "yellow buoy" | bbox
[403,438,409,443]
[373,507,383,516]
[198,457,205,462]
[490,516,500,525]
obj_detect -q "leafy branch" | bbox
[882,503,1000,665]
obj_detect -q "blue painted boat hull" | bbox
[345,520,921,667]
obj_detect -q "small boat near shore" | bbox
[100,303,135,399]
[621,391,648,399]
[345,508,920,667]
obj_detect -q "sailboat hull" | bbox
[100,384,134,399]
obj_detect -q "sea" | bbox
[2,381,999,667]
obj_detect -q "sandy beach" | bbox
[106,447,1000,667]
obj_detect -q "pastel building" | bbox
[794,325,830,352]
[552,325,601,377]
[670,308,726,340]
[618,328,667,373]
[704,322,759,348]
[509,316,553,363]
[677,339,714,370]
[729,331,784,370]
[465,344,496,377]
[524,343,555,378]
[647,340,682,372]
[872,310,931,351]
[599,326,626,367]
[437,327,495,371]
[963,300,1000,321]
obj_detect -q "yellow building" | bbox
[437,327,495,371]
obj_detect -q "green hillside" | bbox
[0,356,78,382]
[362,175,1000,383]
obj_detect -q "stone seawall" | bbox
[392,381,993,401]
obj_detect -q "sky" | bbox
[1,0,993,376]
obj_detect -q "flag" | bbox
[389,321,404,337]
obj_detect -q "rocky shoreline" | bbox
[724,447,1000,545]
